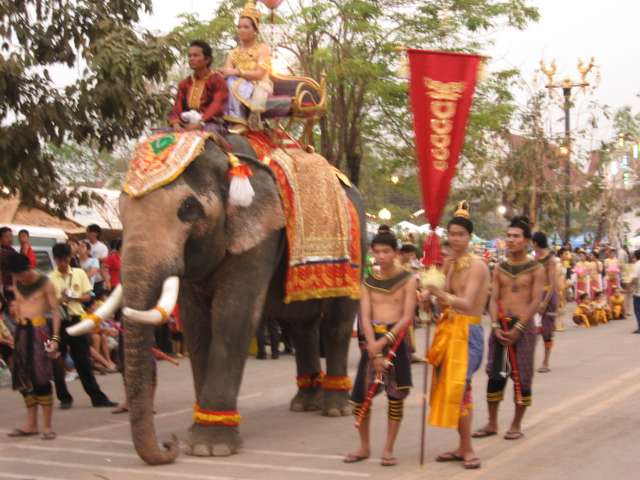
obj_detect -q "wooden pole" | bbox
[419,313,432,467]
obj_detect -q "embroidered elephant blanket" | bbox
[247,131,361,303]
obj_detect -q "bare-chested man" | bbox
[6,253,61,440]
[345,231,417,467]
[532,232,557,373]
[423,203,489,470]
[473,216,544,441]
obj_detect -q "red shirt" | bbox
[167,71,229,126]
[22,244,37,268]
[103,252,121,288]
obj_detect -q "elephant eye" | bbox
[177,196,205,223]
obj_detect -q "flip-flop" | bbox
[472,429,497,438]
[111,406,129,414]
[504,431,524,440]
[538,366,551,373]
[381,456,398,467]
[463,457,481,469]
[7,429,39,437]
[436,452,464,462]
[41,431,56,440]
[343,453,369,463]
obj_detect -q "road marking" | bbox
[448,379,640,479]
[73,391,264,435]
[0,474,70,480]
[0,457,250,480]
[7,445,370,478]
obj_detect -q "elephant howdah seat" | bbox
[262,72,327,121]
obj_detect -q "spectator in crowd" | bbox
[78,240,100,293]
[102,238,122,292]
[18,229,37,268]
[0,226,15,304]
[66,239,81,268]
[256,315,280,360]
[48,243,117,409]
[86,224,108,261]
[170,305,185,358]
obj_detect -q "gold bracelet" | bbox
[491,322,500,330]
[238,68,246,78]
[514,321,526,332]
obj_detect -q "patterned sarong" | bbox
[11,318,53,403]
[247,132,361,303]
[486,317,536,406]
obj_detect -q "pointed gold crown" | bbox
[453,200,470,219]
[240,0,261,27]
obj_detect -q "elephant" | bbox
[71,134,365,465]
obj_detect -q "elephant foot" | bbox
[290,387,322,412]
[183,424,242,457]
[322,390,351,417]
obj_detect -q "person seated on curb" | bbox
[573,293,592,328]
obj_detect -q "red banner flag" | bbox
[407,50,482,265]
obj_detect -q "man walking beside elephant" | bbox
[345,231,416,467]
[48,243,117,409]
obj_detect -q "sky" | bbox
[143,0,639,143]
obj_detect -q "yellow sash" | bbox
[427,309,481,429]
[18,316,46,327]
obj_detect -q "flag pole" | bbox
[419,311,432,467]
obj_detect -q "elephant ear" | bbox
[225,161,285,255]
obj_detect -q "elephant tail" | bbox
[125,322,179,465]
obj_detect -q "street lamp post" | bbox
[539,58,599,244]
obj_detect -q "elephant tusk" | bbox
[67,284,124,336]
[123,276,179,326]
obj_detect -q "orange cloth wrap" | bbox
[427,309,481,429]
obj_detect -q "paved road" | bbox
[1,307,639,480]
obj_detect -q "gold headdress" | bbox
[240,0,261,28]
[453,200,470,219]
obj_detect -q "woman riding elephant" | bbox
[221,0,273,132]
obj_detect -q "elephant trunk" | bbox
[122,267,179,465]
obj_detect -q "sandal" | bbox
[463,457,481,469]
[436,452,464,462]
[111,405,129,414]
[504,430,524,440]
[537,366,551,373]
[381,456,398,467]
[343,453,369,463]
[41,431,56,440]
[7,429,39,437]
[472,428,497,438]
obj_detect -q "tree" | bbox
[1,1,178,214]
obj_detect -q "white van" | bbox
[6,224,68,273]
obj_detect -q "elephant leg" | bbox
[287,315,323,412]
[185,236,279,457]
[321,299,358,417]
[179,280,212,401]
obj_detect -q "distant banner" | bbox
[407,49,482,264]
